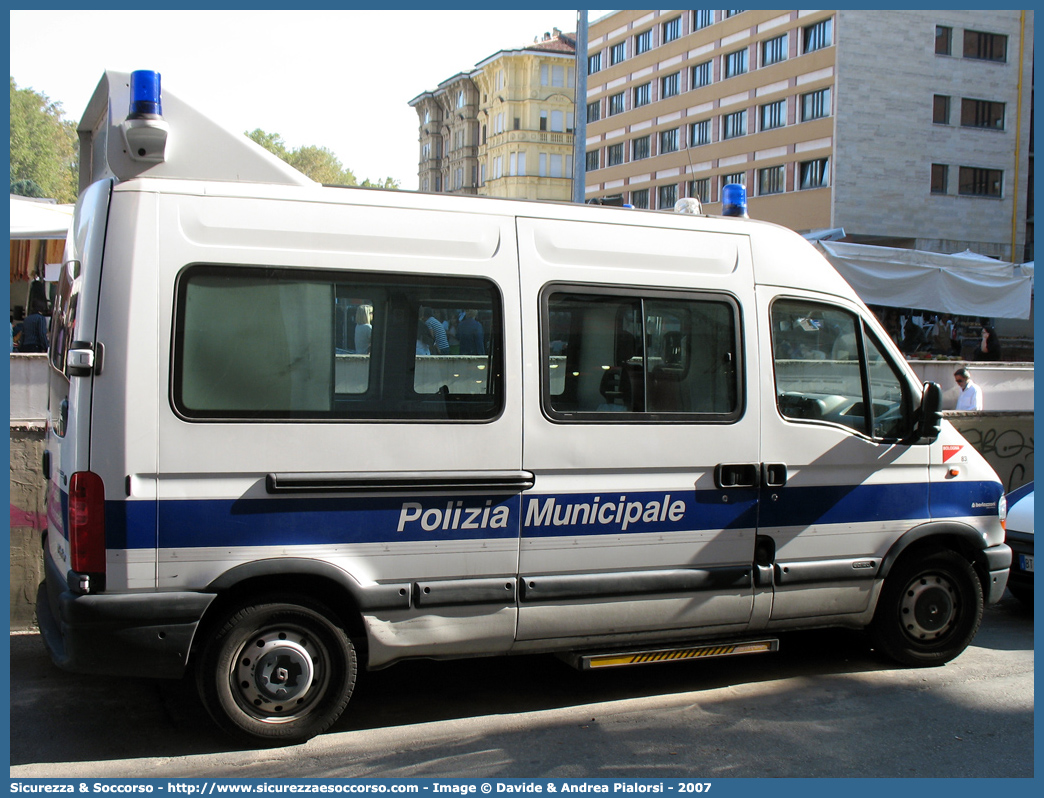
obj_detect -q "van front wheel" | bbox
[871,549,983,667]
[868,547,981,668]
[197,597,357,743]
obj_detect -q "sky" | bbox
[9,9,610,191]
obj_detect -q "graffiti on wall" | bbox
[956,418,1034,493]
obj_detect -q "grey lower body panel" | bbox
[38,551,214,679]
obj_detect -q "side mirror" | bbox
[917,381,943,442]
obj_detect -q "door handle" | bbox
[715,463,760,489]
[762,463,788,488]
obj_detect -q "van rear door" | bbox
[515,216,761,644]
[44,179,112,586]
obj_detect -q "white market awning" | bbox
[815,241,1033,320]
[10,195,74,240]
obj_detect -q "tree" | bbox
[289,145,357,186]
[246,127,397,189]
[10,77,78,203]
[361,177,402,190]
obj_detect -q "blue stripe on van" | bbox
[100,482,1001,551]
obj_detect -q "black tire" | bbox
[870,549,983,667]
[197,596,356,744]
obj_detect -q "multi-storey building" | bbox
[584,10,1033,260]
[410,29,577,201]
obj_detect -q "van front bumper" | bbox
[37,548,215,679]
[980,542,1012,605]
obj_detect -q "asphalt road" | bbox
[9,593,1033,780]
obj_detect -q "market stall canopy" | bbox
[10,195,74,240]
[10,196,73,282]
[815,240,1033,320]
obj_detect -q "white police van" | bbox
[38,71,1011,743]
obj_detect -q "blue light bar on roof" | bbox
[129,70,162,118]
[722,183,748,218]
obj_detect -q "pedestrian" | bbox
[18,299,49,353]
[420,307,450,355]
[973,321,1001,361]
[953,367,983,411]
[457,309,485,355]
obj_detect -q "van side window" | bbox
[172,266,502,421]
[771,299,912,439]
[544,287,740,422]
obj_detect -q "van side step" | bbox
[561,639,779,670]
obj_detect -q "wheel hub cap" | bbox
[901,575,957,639]
[236,632,316,713]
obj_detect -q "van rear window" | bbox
[172,265,502,422]
[543,286,742,422]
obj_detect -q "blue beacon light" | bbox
[129,70,162,118]
[721,183,749,218]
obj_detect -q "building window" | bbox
[799,158,830,189]
[539,110,548,131]
[690,120,711,146]
[586,150,600,171]
[958,167,1003,197]
[658,183,678,209]
[760,99,786,131]
[663,17,682,43]
[611,41,627,65]
[631,188,649,209]
[660,128,679,154]
[551,110,565,133]
[693,10,713,30]
[633,135,651,160]
[634,82,651,108]
[758,165,785,195]
[589,52,602,73]
[933,94,951,125]
[725,10,744,18]
[931,163,949,194]
[762,34,787,66]
[609,92,626,115]
[689,178,711,202]
[935,25,953,56]
[607,143,624,166]
[587,101,600,124]
[723,110,747,139]
[692,60,712,88]
[961,98,1005,130]
[803,18,833,53]
[724,49,748,78]
[963,30,1007,62]
[661,72,680,99]
[801,88,831,121]
[635,29,653,55]
[722,172,746,188]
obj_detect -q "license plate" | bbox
[1018,554,1034,573]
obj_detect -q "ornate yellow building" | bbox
[410,29,577,201]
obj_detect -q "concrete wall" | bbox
[10,354,49,424]
[907,360,1034,412]
[945,411,1034,494]
[10,425,46,630]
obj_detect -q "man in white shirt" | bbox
[954,368,983,411]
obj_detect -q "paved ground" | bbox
[9,593,1034,779]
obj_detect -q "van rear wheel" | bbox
[197,596,356,743]
[871,549,983,666]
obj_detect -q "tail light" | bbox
[69,471,106,583]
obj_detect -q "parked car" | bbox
[1004,483,1034,606]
